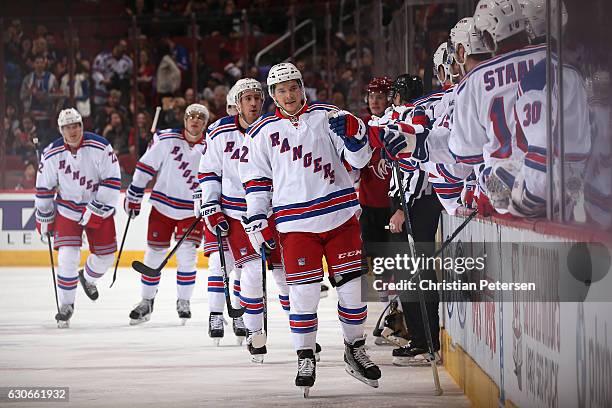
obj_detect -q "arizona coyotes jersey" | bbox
[198,115,249,220]
[239,103,372,234]
[450,44,546,182]
[35,132,121,222]
[513,59,591,216]
[131,128,205,220]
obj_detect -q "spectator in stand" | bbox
[19,37,34,71]
[137,49,155,105]
[15,161,37,190]
[15,113,38,159]
[159,35,189,72]
[31,37,48,59]
[128,111,153,158]
[129,92,148,120]
[103,111,130,155]
[94,89,127,134]
[4,117,17,155]
[209,84,229,121]
[315,88,330,103]
[92,40,133,105]
[20,54,59,147]
[6,104,21,136]
[60,60,91,124]
[156,55,182,96]
[184,88,196,106]
[332,90,347,110]
[157,96,183,129]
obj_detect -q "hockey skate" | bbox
[344,337,381,388]
[232,316,247,345]
[129,298,154,325]
[55,304,74,329]
[246,330,267,363]
[295,349,316,398]
[176,299,191,325]
[392,342,441,366]
[78,269,99,300]
[209,312,225,346]
[315,343,322,362]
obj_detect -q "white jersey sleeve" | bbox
[198,122,224,206]
[35,145,59,216]
[239,116,273,219]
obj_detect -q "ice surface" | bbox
[0,267,470,407]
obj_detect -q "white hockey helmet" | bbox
[433,42,450,83]
[226,85,238,115]
[450,17,490,57]
[185,103,210,123]
[232,78,264,105]
[57,108,83,129]
[266,62,303,89]
[266,62,307,115]
[518,0,546,41]
[474,0,526,52]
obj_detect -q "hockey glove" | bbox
[411,105,430,128]
[381,125,414,161]
[36,209,55,238]
[79,200,112,229]
[124,184,144,219]
[241,215,276,254]
[200,202,229,236]
[329,112,367,152]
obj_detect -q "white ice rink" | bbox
[0,267,470,408]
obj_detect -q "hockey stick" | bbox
[394,161,443,396]
[250,245,269,348]
[109,216,131,288]
[432,209,478,259]
[32,135,61,315]
[215,227,245,318]
[132,216,202,277]
[46,234,61,315]
[151,106,161,133]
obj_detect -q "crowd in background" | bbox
[4,0,431,189]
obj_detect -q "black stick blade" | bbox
[227,305,245,318]
[132,261,161,277]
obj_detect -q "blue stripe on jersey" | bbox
[246,114,281,139]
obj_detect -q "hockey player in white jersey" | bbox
[35,108,121,328]
[125,104,209,325]
[486,0,590,217]
[239,62,380,395]
[196,78,292,358]
[452,0,546,212]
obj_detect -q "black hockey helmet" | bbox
[388,74,424,104]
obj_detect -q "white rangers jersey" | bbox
[198,115,248,220]
[512,59,591,217]
[35,132,121,221]
[131,128,205,220]
[239,103,372,234]
[449,44,546,183]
